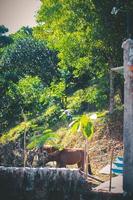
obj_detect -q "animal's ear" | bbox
[43,151,49,157]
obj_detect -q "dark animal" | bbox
[43,145,58,153]
[44,148,92,174]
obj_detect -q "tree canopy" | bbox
[0,25,13,48]
[35,0,106,84]
[0,27,58,84]
[0,0,130,150]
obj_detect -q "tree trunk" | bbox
[109,69,114,114]
[21,109,27,168]
[84,139,88,178]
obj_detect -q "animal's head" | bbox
[43,145,58,153]
[43,150,60,164]
[43,151,50,164]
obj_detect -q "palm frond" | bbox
[27,129,58,149]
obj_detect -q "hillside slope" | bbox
[54,110,123,180]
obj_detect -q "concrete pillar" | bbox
[122,39,133,192]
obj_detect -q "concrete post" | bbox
[122,39,133,192]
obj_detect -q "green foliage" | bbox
[85,85,108,110]
[44,104,62,127]
[0,25,13,48]
[50,81,66,99]
[0,76,66,144]
[17,76,44,116]
[0,121,31,144]
[0,76,45,130]
[80,115,94,139]
[11,26,33,39]
[27,129,58,149]
[67,84,108,113]
[0,34,58,83]
[0,26,59,131]
[0,110,52,144]
[0,117,58,152]
[67,89,85,113]
[35,0,105,87]
[0,80,22,131]
[0,0,127,143]
[0,73,66,132]
[70,114,94,140]
[36,0,126,104]
[40,80,66,109]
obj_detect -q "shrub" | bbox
[67,85,108,114]
[44,104,62,127]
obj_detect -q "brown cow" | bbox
[43,145,58,153]
[44,148,92,174]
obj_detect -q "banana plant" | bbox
[69,114,96,177]
[69,114,95,139]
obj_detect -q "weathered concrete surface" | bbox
[84,191,125,200]
[122,39,133,192]
[94,175,123,193]
[84,175,133,200]
[0,166,91,200]
[0,166,132,200]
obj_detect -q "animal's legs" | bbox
[77,161,83,171]
[78,155,92,175]
[58,161,66,168]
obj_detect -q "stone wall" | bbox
[0,167,90,200]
